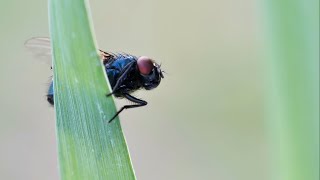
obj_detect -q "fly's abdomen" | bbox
[47,81,54,105]
[46,55,137,105]
[46,67,119,105]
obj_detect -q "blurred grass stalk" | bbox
[49,0,135,179]
[263,0,319,179]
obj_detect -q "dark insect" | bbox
[25,37,164,123]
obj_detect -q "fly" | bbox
[25,37,164,123]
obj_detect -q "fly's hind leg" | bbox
[108,93,147,123]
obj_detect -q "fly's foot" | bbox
[106,92,113,97]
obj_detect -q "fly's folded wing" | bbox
[25,37,111,64]
[24,37,52,63]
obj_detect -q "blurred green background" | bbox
[0,0,318,180]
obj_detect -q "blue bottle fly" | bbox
[25,37,164,123]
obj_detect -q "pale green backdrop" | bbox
[0,0,318,180]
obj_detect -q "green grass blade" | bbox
[49,0,136,179]
[263,0,319,179]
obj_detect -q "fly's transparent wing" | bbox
[25,37,109,65]
[25,37,52,64]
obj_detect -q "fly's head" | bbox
[137,56,164,90]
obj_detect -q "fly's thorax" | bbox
[105,55,137,87]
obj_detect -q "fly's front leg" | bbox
[108,93,147,123]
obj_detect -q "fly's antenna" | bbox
[156,62,167,77]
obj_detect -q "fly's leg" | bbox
[106,62,135,97]
[108,93,147,123]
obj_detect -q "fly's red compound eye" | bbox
[137,56,154,75]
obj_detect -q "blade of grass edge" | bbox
[49,0,136,179]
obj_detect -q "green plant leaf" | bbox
[49,0,136,179]
[263,0,319,179]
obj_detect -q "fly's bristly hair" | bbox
[99,50,138,66]
[114,52,138,60]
